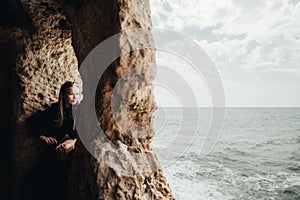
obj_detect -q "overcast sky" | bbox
[149,0,300,107]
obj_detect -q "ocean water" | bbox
[152,108,300,200]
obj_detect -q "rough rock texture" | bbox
[1,0,175,199]
[1,1,81,199]
[63,0,175,199]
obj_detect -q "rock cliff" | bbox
[0,0,175,199]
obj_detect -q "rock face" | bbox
[1,1,82,199]
[1,0,175,199]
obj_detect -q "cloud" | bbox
[150,0,234,30]
[149,0,300,106]
[150,0,300,39]
[150,0,300,66]
[153,50,212,107]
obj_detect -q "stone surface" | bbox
[1,0,175,199]
[64,0,175,199]
[1,0,81,199]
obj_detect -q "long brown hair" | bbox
[56,81,78,127]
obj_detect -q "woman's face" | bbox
[64,86,80,107]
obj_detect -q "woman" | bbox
[28,81,80,153]
[25,81,81,200]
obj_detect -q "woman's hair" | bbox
[56,81,78,127]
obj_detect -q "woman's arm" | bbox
[39,135,58,145]
[26,104,58,139]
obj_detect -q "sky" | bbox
[149,0,300,107]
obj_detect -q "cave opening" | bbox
[1,0,175,199]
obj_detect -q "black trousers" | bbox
[24,149,70,200]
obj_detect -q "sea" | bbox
[152,108,300,200]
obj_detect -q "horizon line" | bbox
[155,106,300,108]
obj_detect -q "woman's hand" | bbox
[39,135,58,145]
[55,139,77,154]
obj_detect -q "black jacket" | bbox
[26,103,78,141]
